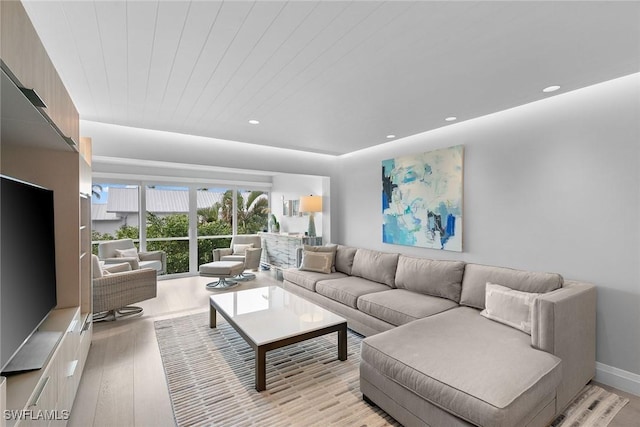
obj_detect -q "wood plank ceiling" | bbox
[22,1,640,155]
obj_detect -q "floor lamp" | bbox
[299,195,322,237]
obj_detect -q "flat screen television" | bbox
[1,175,58,373]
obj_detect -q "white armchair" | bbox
[213,235,262,280]
[98,238,166,275]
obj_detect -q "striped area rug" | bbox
[155,312,627,427]
[551,385,629,427]
[154,312,398,426]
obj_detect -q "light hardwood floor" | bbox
[69,272,639,427]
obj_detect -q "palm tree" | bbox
[239,191,269,233]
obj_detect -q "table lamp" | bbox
[299,195,322,237]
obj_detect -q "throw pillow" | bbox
[299,251,333,274]
[480,282,541,335]
[303,244,337,272]
[233,243,254,255]
[115,247,139,260]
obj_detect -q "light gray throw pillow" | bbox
[480,282,541,335]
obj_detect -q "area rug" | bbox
[551,385,629,427]
[155,312,627,427]
[154,312,398,426]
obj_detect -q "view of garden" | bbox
[92,186,269,275]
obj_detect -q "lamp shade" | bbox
[299,195,322,213]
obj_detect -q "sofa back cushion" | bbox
[460,263,563,309]
[335,245,358,275]
[351,248,399,287]
[395,255,465,302]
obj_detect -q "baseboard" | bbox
[595,362,640,396]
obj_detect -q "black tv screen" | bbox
[1,175,58,372]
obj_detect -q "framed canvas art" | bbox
[382,145,464,251]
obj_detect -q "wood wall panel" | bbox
[1,1,79,144]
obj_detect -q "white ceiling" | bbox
[22,1,640,155]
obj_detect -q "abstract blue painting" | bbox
[382,145,463,252]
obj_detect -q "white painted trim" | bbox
[595,362,640,396]
[91,171,273,188]
[93,155,278,177]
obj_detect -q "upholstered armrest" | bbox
[296,247,304,268]
[139,250,164,262]
[103,256,140,270]
[93,268,157,313]
[103,262,132,274]
[244,247,263,270]
[213,248,233,261]
[139,250,167,274]
[531,281,596,410]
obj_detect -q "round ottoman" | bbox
[199,261,245,290]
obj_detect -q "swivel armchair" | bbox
[92,255,158,321]
[213,235,262,280]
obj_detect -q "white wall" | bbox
[336,74,640,383]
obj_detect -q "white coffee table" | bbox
[209,286,347,391]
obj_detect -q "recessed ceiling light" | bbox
[542,85,561,93]
[386,134,396,139]
[248,119,260,125]
[445,116,457,122]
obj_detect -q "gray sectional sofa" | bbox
[282,245,596,427]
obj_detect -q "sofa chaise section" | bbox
[360,307,562,427]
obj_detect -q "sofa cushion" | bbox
[304,244,337,272]
[316,276,390,308]
[335,245,358,275]
[395,255,465,302]
[481,283,541,335]
[300,251,333,274]
[282,268,347,292]
[351,248,399,287]
[361,307,562,427]
[357,289,458,326]
[460,263,563,310]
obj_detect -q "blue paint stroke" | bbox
[383,215,416,246]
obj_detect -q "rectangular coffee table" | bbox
[209,286,347,391]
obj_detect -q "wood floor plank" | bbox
[92,322,136,427]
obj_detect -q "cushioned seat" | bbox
[282,268,348,292]
[357,289,458,326]
[139,259,162,271]
[361,307,562,427]
[200,261,245,289]
[316,276,390,308]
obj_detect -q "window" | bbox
[237,189,269,234]
[197,188,233,265]
[91,183,140,254]
[146,185,189,274]
[91,181,270,276]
